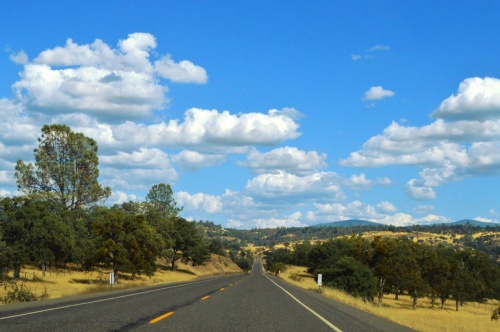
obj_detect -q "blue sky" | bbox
[1,1,500,228]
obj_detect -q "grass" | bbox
[0,254,241,302]
[279,265,500,332]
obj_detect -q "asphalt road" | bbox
[0,262,415,332]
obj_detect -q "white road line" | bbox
[0,278,217,320]
[265,275,342,332]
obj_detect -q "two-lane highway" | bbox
[0,261,414,331]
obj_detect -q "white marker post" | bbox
[110,272,115,289]
[317,273,322,294]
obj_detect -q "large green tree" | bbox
[167,217,208,271]
[88,207,163,279]
[15,124,111,210]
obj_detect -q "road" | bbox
[0,261,414,331]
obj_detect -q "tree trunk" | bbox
[412,291,417,309]
[440,298,446,309]
[456,299,459,312]
[377,277,385,307]
[13,264,21,280]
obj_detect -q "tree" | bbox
[317,256,376,302]
[167,217,207,270]
[145,183,182,218]
[15,124,111,210]
[0,197,74,278]
[89,208,163,279]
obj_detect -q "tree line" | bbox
[0,125,247,284]
[264,235,500,311]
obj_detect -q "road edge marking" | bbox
[265,275,342,332]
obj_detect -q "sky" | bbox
[1,1,500,228]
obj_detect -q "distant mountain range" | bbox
[448,219,500,227]
[312,219,380,227]
[312,219,500,228]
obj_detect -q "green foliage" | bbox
[2,282,49,304]
[269,262,286,274]
[88,207,163,278]
[317,256,376,301]
[15,124,111,210]
[145,183,182,218]
[166,217,209,270]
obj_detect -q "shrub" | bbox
[2,282,48,304]
[316,256,376,301]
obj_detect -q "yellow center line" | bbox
[201,295,210,300]
[220,287,225,291]
[149,311,174,324]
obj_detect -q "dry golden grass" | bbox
[279,265,500,332]
[0,254,241,302]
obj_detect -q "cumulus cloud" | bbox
[172,150,225,170]
[377,201,397,213]
[342,77,500,201]
[405,179,436,200]
[343,173,391,190]
[105,108,301,151]
[11,33,207,121]
[431,77,500,121]
[246,171,345,202]
[10,50,28,64]
[309,200,448,226]
[108,191,141,205]
[238,146,327,175]
[100,147,171,169]
[154,55,207,83]
[175,192,222,214]
[363,86,395,100]
[254,212,306,228]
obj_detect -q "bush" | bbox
[2,282,49,304]
[316,256,376,301]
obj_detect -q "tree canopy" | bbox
[15,124,111,210]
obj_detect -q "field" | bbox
[0,254,241,302]
[279,265,500,332]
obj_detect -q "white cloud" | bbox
[172,150,225,170]
[377,201,397,213]
[107,108,301,151]
[154,55,208,83]
[363,86,395,100]
[351,54,362,61]
[431,77,500,121]
[100,148,171,169]
[413,205,435,214]
[10,50,28,64]
[343,173,390,190]
[108,191,141,205]
[246,171,345,202]
[254,212,306,228]
[238,146,327,175]
[11,33,207,121]
[489,209,498,217]
[176,192,222,214]
[342,76,500,201]
[405,179,436,200]
[367,44,390,52]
